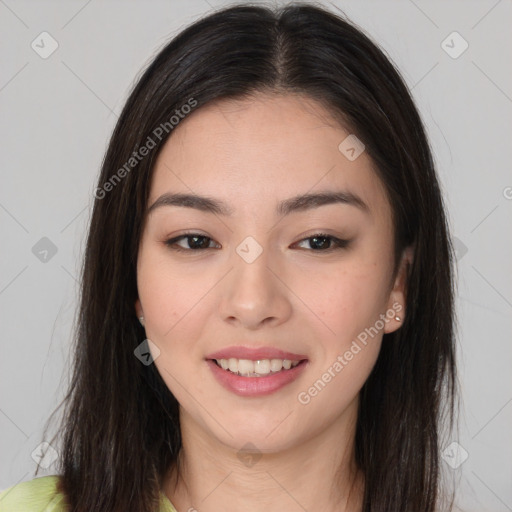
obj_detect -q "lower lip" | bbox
[206,359,308,397]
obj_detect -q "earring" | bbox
[395,316,401,322]
[139,316,145,327]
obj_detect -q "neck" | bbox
[164,400,364,512]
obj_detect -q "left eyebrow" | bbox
[146,190,369,217]
[276,190,369,216]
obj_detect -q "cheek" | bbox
[137,254,214,403]
[294,264,387,418]
[136,253,213,387]
[296,259,392,344]
[294,257,392,411]
[137,248,205,336]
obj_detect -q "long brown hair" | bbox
[40,3,457,511]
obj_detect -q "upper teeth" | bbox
[215,358,300,376]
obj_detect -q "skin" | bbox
[135,92,412,512]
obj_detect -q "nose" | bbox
[218,244,293,330]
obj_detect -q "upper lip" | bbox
[206,346,308,362]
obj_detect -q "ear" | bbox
[384,245,413,334]
[135,298,143,319]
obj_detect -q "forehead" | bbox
[149,92,391,221]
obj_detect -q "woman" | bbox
[0,3,457,511]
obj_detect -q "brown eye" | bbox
[164,233,220,251]
[294,233,350,252]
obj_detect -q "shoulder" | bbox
[0,475,177,512]
[0,475,67,512]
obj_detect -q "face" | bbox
[135,92,410,453]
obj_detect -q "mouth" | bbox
[209,357,308,378]
[205,346,309,395]
[206,356,309,396]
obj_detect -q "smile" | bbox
[207,358,308,397]
[213,357,301,377]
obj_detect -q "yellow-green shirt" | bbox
[0,475,177,512]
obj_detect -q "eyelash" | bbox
[164,232,350,253]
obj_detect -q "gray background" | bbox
[1,0,511,510]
